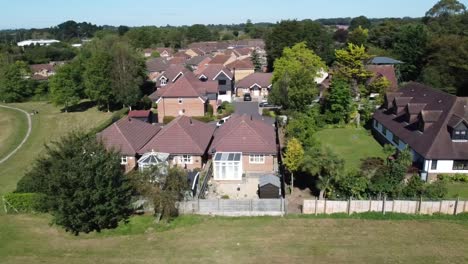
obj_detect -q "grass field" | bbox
[0,106,28,161]
[0,214,468,263]
[314,127,387,171]
[0,102,111,200]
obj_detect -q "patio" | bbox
[207,174,263,199]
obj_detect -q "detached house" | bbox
[373,82,468,181]
[138,116,216,170]
[235,72,272,99]
[98,118,162,173]
[149,73,218,123]
[30,63,57,80]
[226,58,255,81]
[210,114,278,181]
[155,64,188,88]
[197,64,234,102]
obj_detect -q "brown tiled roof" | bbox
[128,110,151,118]
[373,82,468,159]
[156,47,173,55]
[366,65,398,91]
[169,56,187,65]
[139,116,216,155]
[97,118,161,156]
[197,64,233,80]
[146,57,169,73]
[226,58,254,70]
[161,64,187,82]
[211,114,277,154]
[209,55,231,65]
[150,72,217,100]
[186,55,211,66]
[236,72,272,88]
[232,47,252,57]
[30,63,54,73]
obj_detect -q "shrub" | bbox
[163,116,176,124]
[438,174,468,183]
[206,104,214,116]
[3,193,48,213]
[192,116,214,123]
[424,180,448,199]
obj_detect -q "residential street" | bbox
[233,101,261,116]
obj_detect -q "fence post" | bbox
[439,200,443,214]
[218,198,221,211]
[324,198,327,214]
[197,198,200,213]
[250,199,253,213]
[314,196,318,216]
[392,196,395,213]
[368,197,372,212]
[454,197,459,215]
[382,195,386,215]
[347,197,352,215]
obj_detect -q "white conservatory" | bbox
[137,152,169,172]
[213,152,242,181]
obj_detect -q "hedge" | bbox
[89,108,129,135]
[3,193,48,213]
[438,174,468,183]
[192,116,215,123]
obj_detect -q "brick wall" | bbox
[242,155,276,173]
[170,155,203,170]
[157,97,205,123]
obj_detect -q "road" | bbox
[0,105,32,165]
[233,101,261,116]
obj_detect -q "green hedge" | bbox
[438,174,468,183]
[192,116,215,123]
[3,193,48,213]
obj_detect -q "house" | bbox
[97,117,162,173]
[366,64,399,92]
[226,58,255,81]
[29,63,56,80]
[149,73,218,123]
[189,41,229,53]
[169,56,188,65]
[197,64,234,102]
[208,54,236,66]
[128,110,154,123]
[210,114,278,181]
[372,82,468,181]
[138,116,216,170]
[185,48,206,58]
[368,56,403,65]
[235,72,273,98]
[156,47,173,58]
[186,55,211,71]
[146,57,169,74]
[154,64,188,88]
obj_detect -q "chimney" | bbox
[250,115,253,121]
[189,118,193,125]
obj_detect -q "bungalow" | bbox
[97,117,162,173]
[235,72,272,99]
[197,64,234,102]
[226,58,255,81]
[138,116,216,170]
[149,73,218,123]
[373,82,468,181]
[210,114,278,181]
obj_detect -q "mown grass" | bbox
[1,213,468,263]
[0,102,111,205]
[314,127,387,171]
[447,182,468,199]
[0,106,28,161]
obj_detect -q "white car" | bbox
[216,116,231,127]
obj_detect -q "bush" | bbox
[163,116,176,124]
[3,193,48,213]
[192,116,214,123]
[438,174,468,183]
[424,180,448,199]
[207,104,214,116]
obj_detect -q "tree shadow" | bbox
[290,171,320,197]
[62,101,96,113]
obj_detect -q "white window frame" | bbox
[182,155,193,164]
[160,77,167,86]
[121,156,128,165]
[249,154,265,164]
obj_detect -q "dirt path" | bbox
[0,104,32,164]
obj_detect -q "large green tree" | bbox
[0,61,33,102]
[49,60,84,111]
[349,16,371,31]
[323,78,353,124]
[334,43,372,95]
[347,26,369,46]
[269,42,327,111]
[84,50,114,111]
[186,24,213,42]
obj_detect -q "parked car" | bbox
[216,115,231,127]
[243,93,252,101]
[259,102,280,108]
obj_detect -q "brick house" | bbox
[138,116,216,170]
[149,73,218,123]
[197,64,234,102]
[235,72,272,99]
[226,58,255,81]
[210,114,278,181]
[373,82,468,181]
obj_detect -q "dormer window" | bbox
[160,77,167,86]
[452,122,468,141]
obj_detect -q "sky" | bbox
[1,0,468,29]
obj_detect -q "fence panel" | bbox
[179,199,284,216]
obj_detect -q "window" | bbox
[214,152,242,180]
[160,77,167,86]
[382,127,387,136]
[431,160,438,170]
[453,160,468,170]
[178,98,183,104]
[121,156,128,165]
[453,130,468,140]
[182,155,193,164]
[218,79,227,85]
[219,91,227,95]
[249,155,265,164]
[392,134,399,145]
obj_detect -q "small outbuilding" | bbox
[128,110,154,123]
[258,175,281,199]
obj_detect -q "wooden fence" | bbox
[178,198,285,216]
[303,198,468,215]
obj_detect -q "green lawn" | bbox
[314,127,386,171]
[447,182,468,199]
[0,106,28,161]
[0,214,468,263]
[0,102,111,202]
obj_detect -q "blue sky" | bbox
[2,0,468,29]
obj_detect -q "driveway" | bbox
[233,101,260,116]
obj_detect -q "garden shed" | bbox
[258,175,281,199]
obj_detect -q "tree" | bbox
[367,76,390,95]
[17,132,133,235]
[333,29,348,43]
[285,107,323,148]
[393,24,429,82]
[186,24,213,42]
[347,26,369,46]
[283,138,304,193]
[250,49,262,72]
[335,171,370,199]
[334,43,373,96]
[84,50,114,111]
[269,42,327,111]
[0,61,32,102]
[349,16,371,31]
[323,77,353,124]
[245,19,254,35]
[402,174,425,198]
[49,60,84,112]
[425,0,466,18]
